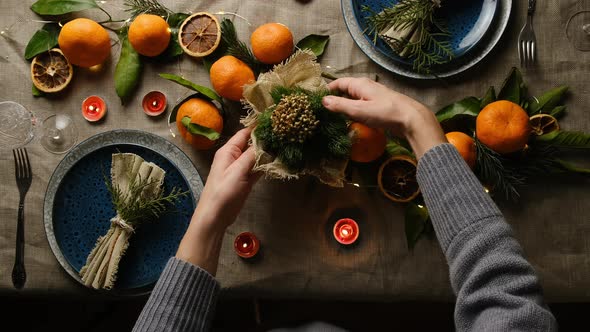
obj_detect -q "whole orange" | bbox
[58,18,111,67]
[349,122,387,163]
[128,14,171,57]
[176,98,223,150]
[476,100,531,154]
[446,132,476,169]
[251,23,294,64]
[210,55,255,101]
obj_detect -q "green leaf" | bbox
[24,24,59,60]
[436,97,481,123]
[528,86,568,115]
[115,31,142,103]
[556,160,590,175]
[31,0,98,15]
[480,86,496,109]
[497,67,526,105]
[159,73,221,103]
[181,116,220,140]
[535,130,590,149]
[296,34,330,57]
[32,84,44,97]
[549,106,567,119]
[157,13,190,60]
[405,203,430,250]
[386,140,413,157]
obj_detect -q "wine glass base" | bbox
[41,114,78,154]
[566,10,590,51]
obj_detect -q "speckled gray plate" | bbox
[342,0,513,79]
[44,130,203,296]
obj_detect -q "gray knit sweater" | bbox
[133,144,557,331]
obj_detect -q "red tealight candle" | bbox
[142,91,167,116]
[333,218,360,245]
[234,232,260,259]
[81,96,107,122]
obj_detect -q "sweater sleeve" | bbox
[416,144,557,331]
[133,257,220,332]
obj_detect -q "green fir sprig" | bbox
[219,18,264,74]
[474,139,524,201]
[124,0,172,19]
[104,172,188,226]
[363,0,453,73]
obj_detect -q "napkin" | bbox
[80,153,166,290]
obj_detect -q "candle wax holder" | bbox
[333,218,360,245]
[234,232,260,259]
[81,96,107,122]
[142,91,167,116]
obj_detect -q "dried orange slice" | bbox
[378,155,420,203]
[31,48,73,93]
[178,12,221,58]
[530,114,560,136]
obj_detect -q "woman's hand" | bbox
[322,77,446,159]
[176,128,260,275]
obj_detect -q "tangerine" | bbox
[445,132,477,169]
[176,98,223,150]
[209,55,255,101]
[128,14,171,57]
[349,122,387,163]
[58,18,111,67]
[476,100,531,154]
[251,23,294,64]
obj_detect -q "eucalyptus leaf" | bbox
[480,86,496,109]
[497,67,526,105]
[157,13,190,60]
[31,0,98,15]
[115,31,142,103]
[296,34,330,57]
[159,73,221,103]
[535,130,590,149]
[405,203,430,250]
[32,84,44,97]
[181,116,220,140]
[529,86,568,115]
[436,97,481,123]
[386,140,413,157]
[24,24,59,60]
[549,106,567,119]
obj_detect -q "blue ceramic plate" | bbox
[342,0,512,79]
[44,130,204,295]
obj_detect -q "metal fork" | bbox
[12,148,32,289]
[518,0,537,67]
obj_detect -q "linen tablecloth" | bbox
[0,0,588,301]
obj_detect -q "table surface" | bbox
[1,0,589,301]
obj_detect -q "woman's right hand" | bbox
[322,77,447,159]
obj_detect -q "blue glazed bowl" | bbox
[44,130,203,295]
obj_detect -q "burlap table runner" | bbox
[0,0,588,301]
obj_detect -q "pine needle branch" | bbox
[124,0,172,18]
[219,18,264,74]
[475,139,524,201]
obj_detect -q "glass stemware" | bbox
[0,101,36,153]
[40,114,78,154]
[565,3,590,51]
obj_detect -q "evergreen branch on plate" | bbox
[104,172,188,227]
[363,0,452,72]
[124,0,172,18]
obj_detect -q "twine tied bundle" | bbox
[80,153,166,290]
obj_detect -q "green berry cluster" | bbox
[271,94,320,144]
